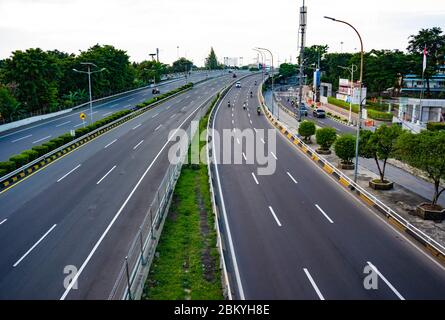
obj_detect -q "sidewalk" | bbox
[264,90,445,248]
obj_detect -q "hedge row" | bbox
[0,82,195,179]
[327,97,392,122]
[427,122,445,131]
[136,83,193,109]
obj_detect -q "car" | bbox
[235,81,241,88]
[152,88,160,94]
[232,73,237,78]
[313,109,326,118]
[299,103,308,116]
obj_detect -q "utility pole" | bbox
[156,48,159,62]
[297,0,307,122]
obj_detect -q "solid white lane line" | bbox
[74,123,84,128]
[13,224,57,267]
[57,164,81,183]
[366,262,405,300]
[0,219,7,226]
[270,151,278,160]
[128,98,135,101]
[242,152,247,161]
[104,139,117,149]
[96,165,117,185]
[32,135,51,144]
[103,112,112,117]
[251,172,259,185]
[152,113,159,118]
[133,140,144,150]
[268,206,282,227]
[315,204,334,224]
[11,134,32,143]
[303,268,325,300]
[109,104,118,108]
[61,99,208,300]
[287,172,298,184]
[55,121,71,128]
[155,124,162,131]
[132,124,142,130]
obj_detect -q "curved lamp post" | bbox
[324,16,364,183]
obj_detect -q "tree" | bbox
[279,63,297,79]
[396,131,445,206]
[205,47,220,70]
[3,48,62,113]
[135,60,167,84]
[359,125,402,183]
[334,134,356,164]
[316,127,337,151]
[407,27,445,95]
[0,85,23,121]
[298,121,316,142]
[172,58,193,73]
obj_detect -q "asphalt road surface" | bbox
[211,74,445,299]
[0,71,224,162]
[0,73,238,299]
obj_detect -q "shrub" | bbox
[316,127,337,150]
[298,121,316,142]
[50,138,65,148]
[334,134,356,164]
[328,97,359,113]
[60,133,74,144]
[32,145,49,156]
[9,154,30,168]
[367,109,393,121]
[0,169,7,177]
[0,161,16,172]
[75,127,89,138]
[22,149,39,161]
[43,141,57,151]
[427,122,445,131]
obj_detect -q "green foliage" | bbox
[0,85,24,121]
[205,47,220,70]
[0,169,7,177]
[396,130,445,205]
[0,161,16,172]
[279,63,297,79]
[427,122,445,131]
[334,134,356,164]
[298,121,316,142]
[134,60,168,84]
[359,125,402,182]
[172,57,194,73]
[32,145,49,156]
[42,141,57,152]
[21,149,39,161]
[316,127,337,150]
[9,154,30,168]
[328,97,359,113]
[367,109,393,121]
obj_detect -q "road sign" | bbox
[80,113,86,120]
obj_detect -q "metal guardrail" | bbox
[0,86,194,190]
[260,87,445,260]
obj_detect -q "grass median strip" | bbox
[142,94,223,300]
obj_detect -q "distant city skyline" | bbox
[1,0,444,66]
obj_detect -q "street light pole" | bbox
[257,47,278,120]
[339,64,358,125]
[253,48,266,109]
[73,63,106,124]
[325,16,364,183]
[298,1,307,122]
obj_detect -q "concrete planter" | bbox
[339,162,355,170]
[416,203,445,222]
[316,148,332,155]
[369,179,394,191]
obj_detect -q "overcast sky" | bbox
[1,0,444,66]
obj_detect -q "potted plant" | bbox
[315,127,337,155]
[298,121,316,143]
[334,134,356,170]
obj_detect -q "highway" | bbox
[0,73,238,299]
[0,71,223,162]
[211,74,445,299]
